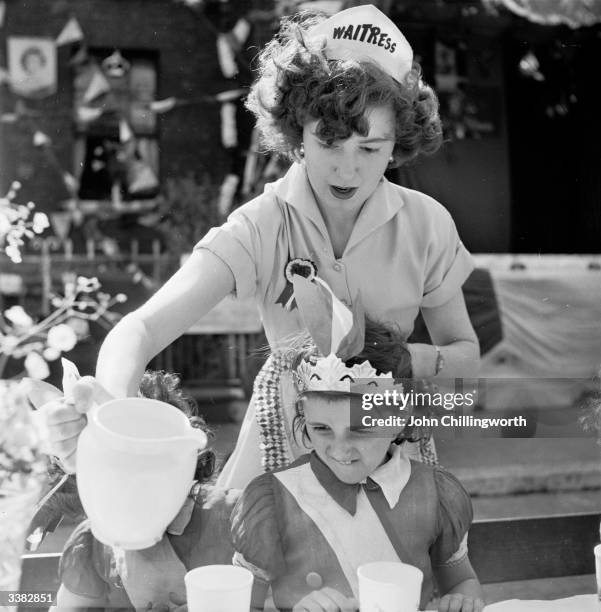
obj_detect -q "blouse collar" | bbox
[268,163,406,253]
[309,444,411,516]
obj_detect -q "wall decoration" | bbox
[101,50,131,78]
[82,68,111,103]
[7,37,57,98]
[56,17,84,46]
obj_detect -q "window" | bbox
[73,50,159,206]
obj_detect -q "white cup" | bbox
[357,562,423,612]
[594,544,601,599]
[184,565,253,612]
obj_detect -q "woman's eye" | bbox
[318,141,337,149]
[361,147,380,154]
[310,425,330,433]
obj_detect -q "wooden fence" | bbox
[0,238,265,400]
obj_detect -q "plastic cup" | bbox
[357,562,423,612]
[594,544,601,601]
[184,565,253,612]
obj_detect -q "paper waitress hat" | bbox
[308,4,413,83]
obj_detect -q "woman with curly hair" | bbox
[45,5,479,489]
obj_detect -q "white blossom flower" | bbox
[5,243,22,263]
[46,324,77,352]
[24,352,50,380]
[66,317,90,339]
[32,212,50,233]
[42,347,61,361]
[76,276,101,293]
[0,211,11,235]
[4,305,34,328]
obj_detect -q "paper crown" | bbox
[291,273,401,393]
[308,4,413,83]
[293,353,395,393]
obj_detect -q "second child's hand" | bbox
[145,592,187,612]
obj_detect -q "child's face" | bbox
[302,104,396,218]
[304,395,400,484]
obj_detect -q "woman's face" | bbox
[302,104,396,217]
[304,395,399,484]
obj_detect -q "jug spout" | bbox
[178,427,208,452]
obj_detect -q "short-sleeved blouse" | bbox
[196,162,474,345]
[231,449,473,610]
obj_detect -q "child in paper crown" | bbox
[231,275,484,612]
[50,370,239,612]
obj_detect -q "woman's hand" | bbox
[41,377,114,473]
[438,592,485,612]
[292,587,358,612]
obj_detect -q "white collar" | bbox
[268,163,405,252]
[367,443,412,509]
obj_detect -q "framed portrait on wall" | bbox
[8,36,57,98]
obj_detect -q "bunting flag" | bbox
[216,33,237,78]
[215,88,246,103]
[218,173,239,216]
[0,111,17,123]
[76,105,103,123]
[49,211,72,240]
[126,159,159,195]
[231,18,251,45]
[56,17,84,46]
[119,118,133,143]
[149,97,177,113]
[82,68,110,103]
[220,102,237,148]
[33,130,52,147]
[68,44,89,66]
[62,172,79,195]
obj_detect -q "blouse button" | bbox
[333,262,343,272]
[306,571,323,589]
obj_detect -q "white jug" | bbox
[77,397,207,550]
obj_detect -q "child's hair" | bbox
[45,371,215,522]
[577,383,601,443]
[289,318,428,447]
[246,11,442,166]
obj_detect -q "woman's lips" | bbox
[330,185,358,200]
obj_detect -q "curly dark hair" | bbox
[246,11,442,166]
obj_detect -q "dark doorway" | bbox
[504,24,601,253]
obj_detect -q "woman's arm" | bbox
[96,249,235,397]
[407,290,480,378]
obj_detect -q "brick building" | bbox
[2,0,600,254]
[0,0,258,237]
